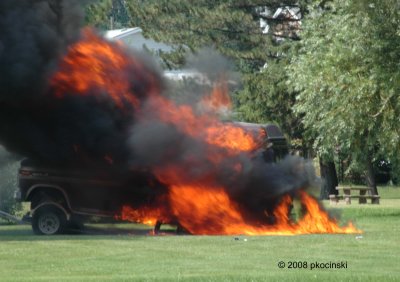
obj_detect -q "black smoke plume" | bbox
[0,0,161,164]
[0,1,316,229]
[128,101,315,218]
[0,0,82,102]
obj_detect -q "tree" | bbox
[110,0,130,28]
[85,0,130,30]
[125,1,304,69]
[85,0,112,30]
[0,146,21,215]
[288,0,400,195]
[236,44,305,153]
[85,1,310,145]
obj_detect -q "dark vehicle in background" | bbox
[16,123,288,235]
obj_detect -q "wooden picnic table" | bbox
[329,186,380,204]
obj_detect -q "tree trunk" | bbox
[319,159,339,199]
[365,153,378,195]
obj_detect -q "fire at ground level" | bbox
[3,2,361,236]
[118,190,361,236]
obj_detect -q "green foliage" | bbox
[288,0,400,167]
[85,0,131,29]
[85,0,112,29]
[110,0,130,28]
[236,53,304,147]
[123,0,309,144]
[125,0,277,69]
[84,0,309,142]
[0,147,21,215]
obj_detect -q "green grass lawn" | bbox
[1,187,400,281]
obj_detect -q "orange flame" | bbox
[121,189,360,235]
[50,29,159,109]
[50,28,360,235]
[147,95,259,154]
[119,206,163,226]
[295,191,359,234]
[200,79,231,113]
[121,93,360,235]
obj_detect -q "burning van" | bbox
[16,123,287,235]
[4,2,359,236]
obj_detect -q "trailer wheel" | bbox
[32,205,67,235]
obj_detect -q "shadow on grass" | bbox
[0,223,180,241]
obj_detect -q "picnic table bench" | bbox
[329,186,380,205]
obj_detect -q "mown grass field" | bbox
[1,187,399,281]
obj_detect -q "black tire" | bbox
[32,205,67,235]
